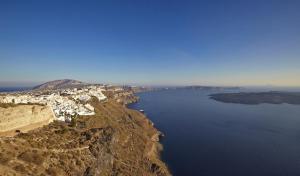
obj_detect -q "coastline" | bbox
[0,97,171,175]
[124,93,170,175]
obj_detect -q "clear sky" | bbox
[0,0,300,87]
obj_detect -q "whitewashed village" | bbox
[0,86,108,122]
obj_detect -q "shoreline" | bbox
[125,93,171,174]
[125,94,169,161]
[0,97,171,175]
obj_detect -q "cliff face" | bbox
[0,105,54,136]
[104,90,139,105]
[0,99,170,176]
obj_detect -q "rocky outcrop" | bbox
[104,90,139,105]
[0,105,55,136]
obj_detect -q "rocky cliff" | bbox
[0,105,55,136]
[0,99,170,176]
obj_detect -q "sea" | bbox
[128,89,300,176]
[0,87,32,93]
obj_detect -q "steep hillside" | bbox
[0,99,170,176]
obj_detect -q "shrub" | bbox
[17,151,44,165]
[14,164,26,173]
[70,117,77,127]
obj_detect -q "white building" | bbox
[0,85,107,122]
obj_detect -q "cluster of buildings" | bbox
[0,86,107,122]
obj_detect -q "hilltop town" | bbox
[0,86,107,122]
[0,82,141,121]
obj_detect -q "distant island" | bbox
[181,86,240,90]
[210,92,300,105]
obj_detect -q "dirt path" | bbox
[29,146,90,153]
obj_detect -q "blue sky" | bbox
[0,0,300,87]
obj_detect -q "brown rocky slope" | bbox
[0,98,170,176]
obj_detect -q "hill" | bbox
[0,98,170,176]
[182,86,240,90]
[210,92,300,105]
[33,79,85,90]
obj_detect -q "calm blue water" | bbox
[128,89,300,176]
[0,87,31,92]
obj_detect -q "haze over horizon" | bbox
[1,0,300,87]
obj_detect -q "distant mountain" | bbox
[33,79,85,90]
[179,86,240,90]
[210,91,300,105]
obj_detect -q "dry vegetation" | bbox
[0,98,170,176]
[0,103,18,108]
[0,103,45,108]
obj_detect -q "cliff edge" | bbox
[0,104,54,136]
[0,98,170,176]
